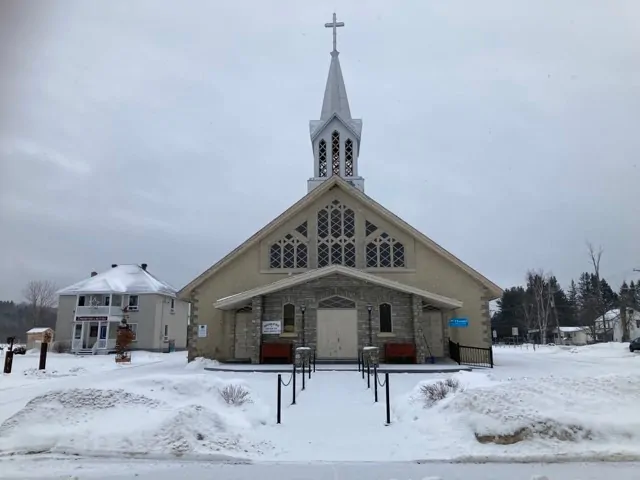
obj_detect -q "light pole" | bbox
[367,304,373,345]
[301,304,306,346]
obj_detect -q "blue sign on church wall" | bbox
[449,318,469,328]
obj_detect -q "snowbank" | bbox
[394,370,640,461]
[0,374,272,459]
[185,356,220,370]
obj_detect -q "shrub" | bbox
[218,384,252,406]
[52,341,70,353]
[420,378,463,407]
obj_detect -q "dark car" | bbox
[12,346,26,355]
[630,338,640,353]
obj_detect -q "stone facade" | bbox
[229,273,450,363]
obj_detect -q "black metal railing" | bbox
[276,350,315,424]
[449,340,493,368]
[360,351,392,425]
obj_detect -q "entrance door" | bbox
[84,322,99,349]
[234,311,253,360]
[316,309,358,359]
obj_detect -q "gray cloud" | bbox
[1,0,639,301]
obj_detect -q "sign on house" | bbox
[198,325,208,338]
[262,320,282,335]
[449,318,469,328]
[512,327,519,336]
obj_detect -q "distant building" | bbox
[55,264,189,355]
[26,327,55,350]
[554,326,591,346]
[595,309,640,343]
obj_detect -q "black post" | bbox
[277,374,282,424]
[367,305,373,345]
[38,342,48,370]
[358,350,361,372]
[3,337,15,374]
[367,361,371,389]
[302,361,305,390]
[308,359,311,379]
[301,306,306,346]
[374,365,378,402]
[313,350,316,372]
[489,347,494,368]
[385,373,391,425]
[362,357,365,379]
[292,365,296,405]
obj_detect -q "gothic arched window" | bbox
[331,130,340,175]
[345,138,354,176]
[317,200,356,268]
[269,222,308,269]
[318,139,327,177]
[365,226,405,268]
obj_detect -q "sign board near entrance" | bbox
[262,320,281,335]
[449,318,469,328]
[76,316,108,321]
[198,325,207,338]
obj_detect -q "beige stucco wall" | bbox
[183,185,494,359]
[55,295,79,342]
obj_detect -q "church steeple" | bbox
[308,13,364,194]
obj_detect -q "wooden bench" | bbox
[384,343,417,364]
[260,343,293,364]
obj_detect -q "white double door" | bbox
[316,309,358,359]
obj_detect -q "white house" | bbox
[595,309,640,343]
[55,264,189,355]
[555,326,591,346]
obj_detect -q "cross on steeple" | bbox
[324,12,344,53]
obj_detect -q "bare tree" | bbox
[22,280,58,328]
[526,270,555,344]
[587,242,614,341]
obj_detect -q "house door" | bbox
[84,322,99,349]
[316,309,358,359]
[72,323,83,351]
[234,311,253,360]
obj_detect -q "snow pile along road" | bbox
[395,369,640,462]
[0,373,273,459]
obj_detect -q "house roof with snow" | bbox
[57,264,177,297]
[558,326,588,333]
[26,327,53,334]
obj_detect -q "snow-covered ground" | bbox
[1,344,639,479]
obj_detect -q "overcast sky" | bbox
[1,0,639,302]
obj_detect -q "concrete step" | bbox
[314,358,357,364]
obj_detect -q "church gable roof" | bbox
[213,265,463,310]
[179,176,502,298]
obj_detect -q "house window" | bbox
[170,298,175,311]
[283,303,295,333]
[636,320,640,329]
[318,296,356,309]
[78,296,86,307]
[128,323,138,341]
[128,295,139,308]
[379,303,392,333]
[318,139,328,177]
[74,324,82,339]
[164,324,169,339]
[99,325,107,340]
[112,295,122,307]
[104,296,110,306]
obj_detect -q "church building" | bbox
[180,15,502,364]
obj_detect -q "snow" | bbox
[56,264,177,296]
[558,326,586,333]
[1,343,640,478]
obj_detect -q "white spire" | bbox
[321,13,350,120]
[308,13,364,194]
[320,51,352,121]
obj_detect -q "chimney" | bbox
[111,264,118,268]
[141,263,148,271]
[90,271,98,277]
